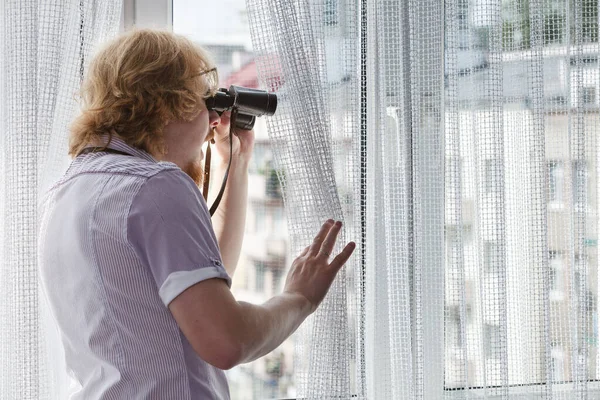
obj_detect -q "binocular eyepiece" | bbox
[205,85,277,130]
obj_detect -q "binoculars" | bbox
[205,85,278,130]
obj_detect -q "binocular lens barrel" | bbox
[205,85,277,130]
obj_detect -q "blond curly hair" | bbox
[68,28,218,158]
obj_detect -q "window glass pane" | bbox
[174,2,293,399]
[549,251,564,301]
[572,160,587,209]
[445,0,599,389]
[547,161,564,205]
[255,261,265,292]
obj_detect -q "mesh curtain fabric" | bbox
[247,0,600,399]
[0,1,121,398]
[1,1,599,400]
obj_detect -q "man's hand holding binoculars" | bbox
[210,111,255,167]
[202,84,275,215]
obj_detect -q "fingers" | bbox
[219,111,231,125]
[299,245,310,257]
[318,220,342,259]
[213,111,253,138]
[309,219,335,254]
[329,241,356,272]
[213,111,231,137]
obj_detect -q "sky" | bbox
[173,0,253,49]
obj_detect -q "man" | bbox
[38,29,355,399]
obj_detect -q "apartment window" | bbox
[574,268,582,302]
[575,256,596,313]
[249,143,268,174]
[484,241,502,274]
[273,207,286,233]
[446,308,464,349]
[544,12,566,44]
[582,87,596,105]
[324,0,338,26]
[266,167,282,199]
[457,0,469,31]
[572,160,587,209]
[272,269,283,294]
[446,225,472,272]
[484,159,502,194]
[547,161,564,206]
[546,95,567,109]
[549,251,564,301]
[484,324,502,360]
[446,226,461,272]
[550,344,565,382]
[254,210,266,234]
[573,256,585,301]
[255,261,266,292]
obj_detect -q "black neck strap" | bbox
[203,108,237,217]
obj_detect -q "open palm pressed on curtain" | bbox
[246,0,600,398]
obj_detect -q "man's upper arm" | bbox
[168,277,245,370]
[127,169,231,305]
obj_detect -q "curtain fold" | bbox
[248,0,600,398]
[246,0,360,397]
[0,1,121,398]
[367,0,446,397]
[247,0,446,397]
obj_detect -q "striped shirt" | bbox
[38,136,232,399]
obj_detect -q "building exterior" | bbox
[201,44,294,399]
[443,44,600,388]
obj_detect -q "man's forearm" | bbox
[209,157,249,278]
[236,292,312,364]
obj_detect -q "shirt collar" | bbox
[84,134,157,163]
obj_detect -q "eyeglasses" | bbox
[195,67,219,98]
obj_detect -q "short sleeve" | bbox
[127,169,231,306]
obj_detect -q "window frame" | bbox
[120,0,173,32]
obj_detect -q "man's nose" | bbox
[209,110,221,128]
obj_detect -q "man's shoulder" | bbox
[72,153,180,179]
[44,155,185,202]
[133,166,204,211]
[125,161,214,236]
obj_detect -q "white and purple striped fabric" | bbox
[38,136,232,399]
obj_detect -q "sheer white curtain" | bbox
[247,0,600,398]
[0,1,121,398]
[246,0,365,397]
[443,0,600,397]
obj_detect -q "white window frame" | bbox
[120,0,173,32]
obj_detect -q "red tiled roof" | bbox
[222,61,259,89]
[222,58,285,92]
